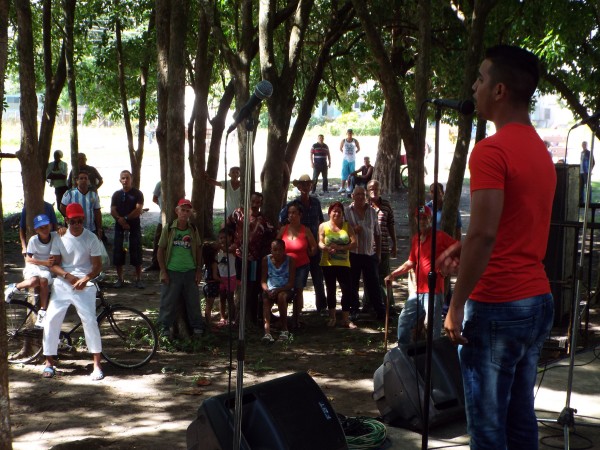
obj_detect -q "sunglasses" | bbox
[68,219,84,225]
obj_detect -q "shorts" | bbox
[294,264,310,289]
[341,160,355,180]
[219,275,237,294]
[23,265,54,284]
[202,281,220,299]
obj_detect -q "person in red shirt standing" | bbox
[385,206,459,344]
[442,45,556,449]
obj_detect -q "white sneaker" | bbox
[4,283,18,302]
[35,309,47,329]
[346,186,352,192]
[261,333,274,344]
[279,331,290,342]
[337,187,345,193]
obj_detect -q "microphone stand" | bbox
[421,105,442,449]
[537,119,600,450]
[232,117,255,450]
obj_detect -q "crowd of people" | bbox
[6,44,589,449]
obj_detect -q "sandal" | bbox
[42,366,55,379]
[90,369,104,381]
[327,318,337,328]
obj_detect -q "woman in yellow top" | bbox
[318,201,358,328]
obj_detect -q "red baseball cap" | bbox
[66,203,85,218]
[415,205,432,218]
[177,198,192,208]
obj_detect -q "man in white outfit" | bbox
[42,203,104,380]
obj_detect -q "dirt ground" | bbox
[5,187,426,450]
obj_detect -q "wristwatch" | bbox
[124,216,128,221]
[63,272,69,279]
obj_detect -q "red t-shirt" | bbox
[409,230,457,294]
[469,123,556,302]
[281,224,310,267]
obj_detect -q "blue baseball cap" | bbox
[33,214,51,229]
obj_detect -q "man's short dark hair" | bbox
[77,170,89,178]
[251,192,263,201]
[485,45,540,104]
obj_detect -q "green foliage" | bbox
[310,112,381,137]
[142,223,156,249]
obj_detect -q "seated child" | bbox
[4,214,61,328]
[260,239,295,343]
[216,227,236,326]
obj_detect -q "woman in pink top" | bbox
[277,201,317,328]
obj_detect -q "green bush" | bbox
[142,224,157,248]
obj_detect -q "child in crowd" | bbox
[5,214,61,329]
[217,227,237,326]
[260,239,295,343]
[202,242,221,327]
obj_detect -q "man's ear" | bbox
[494,82,507,100]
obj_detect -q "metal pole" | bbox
[538,121,600,450]
[421,106,442,449]
[232,118,255,450]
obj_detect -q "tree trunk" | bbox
[0,0,13,445]
[38,0,67,175]
[372,104,400,195]
[284,1,355,175]
[64,0,78,197]
[164,0,189,220]
[442,0,499,238]
[156,0,170,222]
[15,0,44,235]
[259,0,314,224]
[189,3,212,237]
[204,81,235,236]
[351,0,421,230]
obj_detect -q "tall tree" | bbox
[0,0,13,446]
[259,0,314,221]
[15,0,44,233]
[442,0,499,240]
[155,0,188,222]
[350,0,426,222]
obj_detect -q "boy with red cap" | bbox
[385,205,460,344]
[43,203,104,380]
[157,198,205,337]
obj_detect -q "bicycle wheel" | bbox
[99,306,158,369]
[400,165,409,189]
[6,300,43,364]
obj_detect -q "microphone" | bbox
[227,80,274,134]
[571,112,600,129]
[428,98,475,115]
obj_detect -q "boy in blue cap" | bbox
[5,214,62,328]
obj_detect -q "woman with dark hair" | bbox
[318,201,358,328]
[277,201,317,329]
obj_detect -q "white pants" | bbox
[43,279,102,355]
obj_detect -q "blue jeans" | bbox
[397,293,443,344]
[459,294,553,450]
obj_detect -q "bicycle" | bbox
[5,276,158,369]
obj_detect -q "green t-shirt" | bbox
[167,228,196,272]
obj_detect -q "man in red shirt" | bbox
[385,206,458,344]
[443,45,556,449]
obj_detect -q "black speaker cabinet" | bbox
[373,337,464,431]
[543,164,579,326]
[186,372,348,450]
